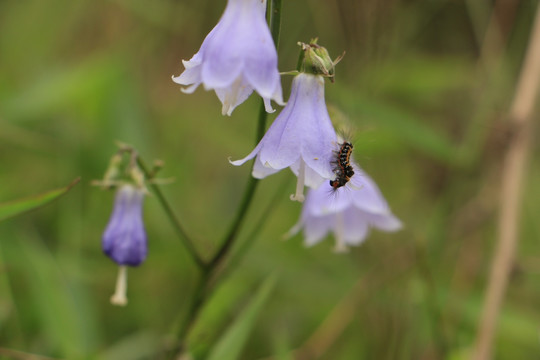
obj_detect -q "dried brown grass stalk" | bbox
[473,3,540,360]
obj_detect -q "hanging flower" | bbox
[102,184,147,306]
[230,73,337,202]
[172,0,284,116]
[287,163,402,252]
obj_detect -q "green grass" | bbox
[0,0,539,359]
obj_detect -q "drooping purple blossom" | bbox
[288,163,402,252]
[230,73,337,201]
[102,184,147,266]
[172,0,284,116]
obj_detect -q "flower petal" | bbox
[172,55,203,87]
[349,164,392,215]
[303,213,333,247]
[342,208,370,245]
[215,76,254,116]
[252,155,281,178]
[289,159,326,189]
[305,182,354,216]
[367,212,403,232]
[200,0,265,89]
[172,0,282,115]
[102,185,147,266]
[259,74,336,173]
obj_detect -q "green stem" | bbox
[209,176,291,291]
[171,270,210,356]
[268,0,282,49]
[207,102,267,269]
[207,0,282,270]
[136,157,206,270]
[172,0,283,355]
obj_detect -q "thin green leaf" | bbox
[0,177,80,221]
[207,275,276,360]
[11,231,97,358]
[98,331,162,360]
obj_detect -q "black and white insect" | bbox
[329,141,355,189]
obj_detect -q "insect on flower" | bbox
[286,161,402,252]
[329,141,355,190]
[230,73,337,202]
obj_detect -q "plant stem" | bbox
[136,157,206,270]
[206,0,282,271]
[172,269,210,355]
[208,176,291,293]
[207,102,267,269]
[173,0,283,356]
[473,3,540,359]
[268,0,282,48]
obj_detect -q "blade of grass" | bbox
[0,178,80,222]
[206,275,276,360]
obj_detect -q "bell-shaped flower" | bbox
[230,73,337,201]
[287,163,402,252]
[172,0,284,116]
[102,184,147,306]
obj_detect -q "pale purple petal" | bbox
[229,140,264,166]
[232,74,337,184]
[303,214,333,246]
[342,208,370,245]
[215,76,254,116]
[172,55,203,88]
[173,0,282,115]
[252,155,281,178]
[102,185,147,266]
[171,23,218,90]
[289,159,326,189]
[291,164,401,249]
[365,212,403,232]
[350,164,392,215]
[256,75,335,173]
[305,182,354,216]
[243,49,282,103]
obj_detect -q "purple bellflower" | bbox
[172,0,284,116]
[287,163,402,252]
[102,184,147,306]
[230,73,337,202]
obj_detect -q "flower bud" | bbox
[102,184,147,266]
[297,40,343,82]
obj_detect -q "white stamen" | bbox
[110,266,128,306]
[290,160,305,202]
[333,213,349,253]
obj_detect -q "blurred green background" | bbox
[1,0,539,359]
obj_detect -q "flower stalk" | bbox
[173,1,283,356]
[473,4,540,359]
[135,156,206,270]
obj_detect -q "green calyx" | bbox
[296,39,344,82]
[93,143,147,191]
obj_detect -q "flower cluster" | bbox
[103,1,403,308]
[171,4,401,250]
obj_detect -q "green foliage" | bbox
[0,0,539,359]
[0,178,80,221]
[207,275,276,360]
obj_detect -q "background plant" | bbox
[0,1,539,359]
